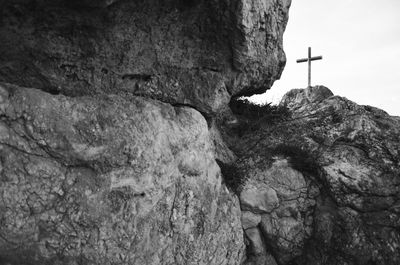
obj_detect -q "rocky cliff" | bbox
[1,1,400,265]
[0,0,290,114]
[0,83,245,264]
[231,86,400,265]
[0,0,290,264]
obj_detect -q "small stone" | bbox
[241,211,261,230]
[240,185,279,214]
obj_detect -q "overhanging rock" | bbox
[0,0,291,114]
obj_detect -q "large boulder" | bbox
[233,86,400,265]
[0,0,291,114]
[0,82,245,265]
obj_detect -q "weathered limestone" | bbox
[234,86,400,265]
[0,83,245,265]
[280,86,400,265]
[0,1,294,262]
[238,159,316,265]
[240,183,279,214]
[0,0,291,115]
[280,85,334,112]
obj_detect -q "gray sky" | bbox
[250,0,400,116]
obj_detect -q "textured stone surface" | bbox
[239,159,316,265]
[233,86,400,265]
[282,87,400,265]
[240,182,279,214]
[279,85,334,112]
[0,0,295,264]
[241,211,261,230]
[0,1,294,264]
[0,0,291,114]
[0,82,245,265]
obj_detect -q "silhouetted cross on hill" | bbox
[297,47,323,87]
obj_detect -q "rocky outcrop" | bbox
[0,0,294,263]
[0,0,291,114]
[0,0,293,264]
[233,86,400,265]
[11,0,398,264]
[0,82,245,265]
[2,0,399,263]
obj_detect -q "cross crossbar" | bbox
[296,47,323,87]
[296,58,308,63]
[309,56,322,61]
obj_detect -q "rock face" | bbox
[234,86,400,265]
[0,83,244,265]
[0,0,292,264]
[0,0,291,114]
[6,0,398,264]
[239,159,317,265]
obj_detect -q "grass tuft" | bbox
[216,160,246,194]
[229,98,290,136]
[272,144,321,176]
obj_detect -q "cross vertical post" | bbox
[297,47,323,88]
[308,47,311,87]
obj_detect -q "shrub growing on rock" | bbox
[216,160,246,194]
[230,98,290,121]
[229,98,290,136]
[272,144,321,177]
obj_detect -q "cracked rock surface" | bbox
[0,0,291,115]
[239,159,317,265]
[0,83,244,265]
[0,0,293,264]
[232,86,400,265]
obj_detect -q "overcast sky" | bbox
[250,0,400,116]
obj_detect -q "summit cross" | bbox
[296,47,323,88]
